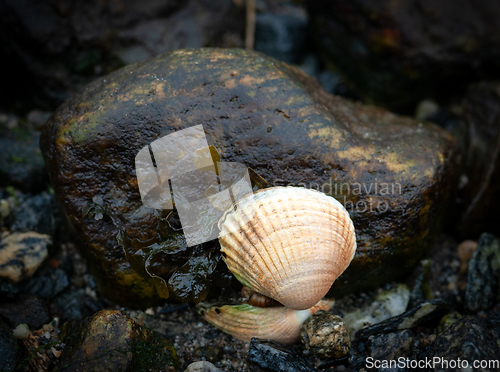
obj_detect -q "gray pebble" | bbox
[431,316,500,371]
[465,233,500,312]
[248,338,315,372]
[184,361,224,372]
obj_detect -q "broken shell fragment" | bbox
[218,186,356,310]
[199,300,334,344]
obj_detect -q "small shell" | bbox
[218,187,356,310]
[199,300,334,344]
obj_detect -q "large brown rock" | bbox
[40,48,458,308]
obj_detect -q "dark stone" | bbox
[430,316,500,371]
[0,295,49,329]
[52,289,104,322]
[248,339,315,372]
[457,82,500,237]
[40,48,459,307]
[309,0,500,109]
[10,192,56,236]
[465,233,500,312]
[487,311,500,349]
[408,259,433,309]
[0,0,244,109]
[0,318,18,372]
[54,310,178,372]
[24,268,69,299]
[254,3,308,64]
[0,127,47,193]
[368,330,413,371]
[0,280,20,302]
[356,299,449,340]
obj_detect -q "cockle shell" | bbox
[218,186,356,310]
[199,299,334,344]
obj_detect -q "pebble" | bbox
[355,299,449,340]
[26,110,50,129]
[248,339,315,372]
[12,323,30,339]
[0,232,51,282]
[409,259,433,308]
[465,233,500,312]
[415,99,440,121]
[430,316,500,370]
[457,239,477,273]
[254,4,308,64]
[0,199,9,221]
[368,329,413,362]
[10,192,56,236]
[0,128,47,193]
[342,284,410,336]
[24,267,69,299]
[184,361,224,372]
[53,288,102,321]
[300,310,350,359]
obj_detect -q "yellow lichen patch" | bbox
[225,79,238,90]
[240,75,265,86]
[297,106,316,118]
[375,152,415,176]
[308,126,344,150]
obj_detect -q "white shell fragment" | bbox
[200,300,334,344]
[218,187,356,310]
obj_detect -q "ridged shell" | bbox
[218,186,356,310]
[199,299,334,344]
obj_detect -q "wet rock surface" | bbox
[465,233,500,312]
[40,48,458,307]
[248,339,315,372]
[368,330,414,364]
[55,309,178,372]
[309,0,500,109]
[430,317,500,371]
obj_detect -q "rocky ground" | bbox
[1,180,500,371]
